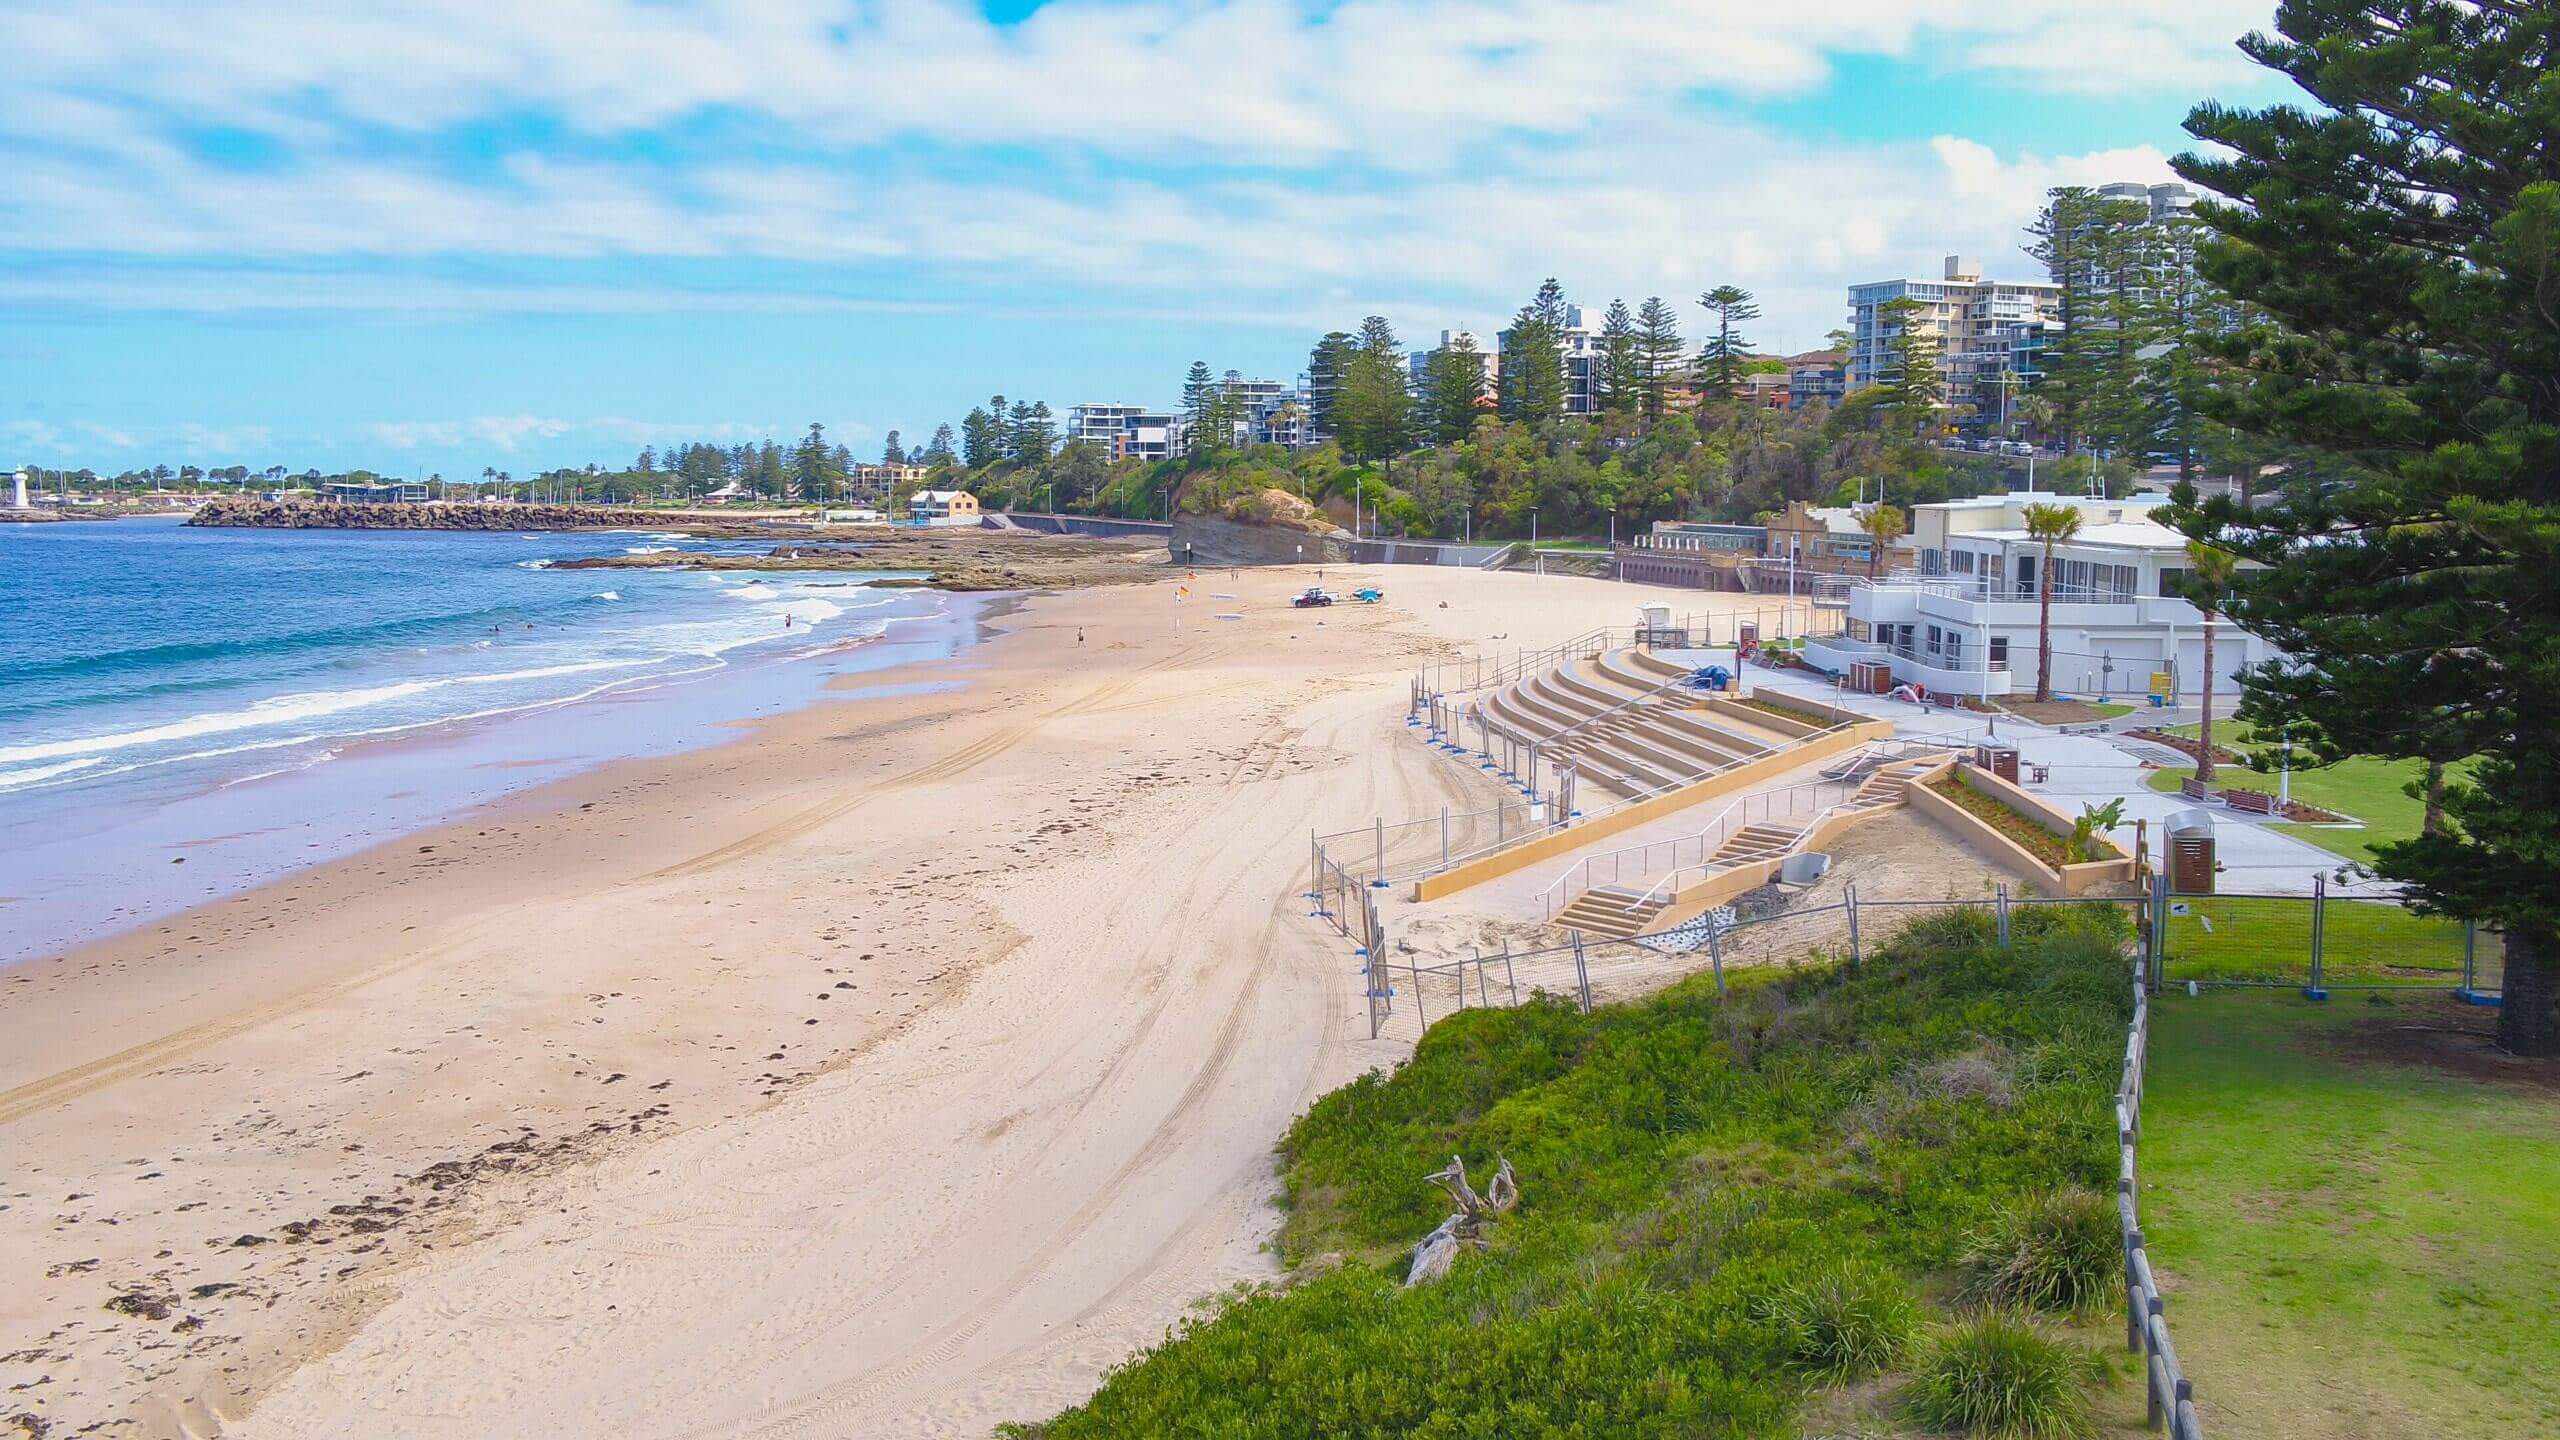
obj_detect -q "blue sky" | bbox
[0,1,2287,478]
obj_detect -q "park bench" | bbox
[2219,788,2279,816]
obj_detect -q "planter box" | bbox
[1906,762,2136,896]
[1711,690,1865,738]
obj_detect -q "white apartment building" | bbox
[1492,307,1604,415]
[2100,180,2198,225]
[1802,492,2278,699]
[845,462,930,503]
[1846,257,2062,424]
[1406,330,1500,395]
[1065,403,1178,462]
[1222,376,1308,448]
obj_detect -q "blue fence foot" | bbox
[2302,986,2330,1002]
[2456,989,2503,1007]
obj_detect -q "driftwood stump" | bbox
[1405,1154,1519,1287]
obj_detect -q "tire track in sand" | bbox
[641,642,1219,883]
[0,910,521,1126]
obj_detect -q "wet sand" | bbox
[0,565,1779,1438]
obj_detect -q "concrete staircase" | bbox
[1550,885,1666,939]
[1550,756,1937,940]
[1473,650,1780,799]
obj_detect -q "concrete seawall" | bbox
[989,512,1173,540]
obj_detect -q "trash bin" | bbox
[2167,808,2216,894]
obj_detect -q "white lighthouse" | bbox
[8,470,27,511]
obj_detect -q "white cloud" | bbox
[0,1,2271,161]
[367,416,775,453]
[0,1,2276,365]
[5,419,67,454]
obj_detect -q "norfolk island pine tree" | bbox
[2172,0,2560,1054]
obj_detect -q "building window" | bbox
[1990,636,2009,668]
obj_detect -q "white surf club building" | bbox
[1803,492,2280,701]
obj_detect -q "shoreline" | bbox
[0,582,980,968]
[0,563,1739,1438]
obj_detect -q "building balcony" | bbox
[1801,635,2017,696]
[1847,574,2169,627]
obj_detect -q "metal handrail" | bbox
[1537,664,1713,750]
[1616,786,1869,916]
[1405,715,1869,888]
[1535,774,1852,919]
[1582,746,1962,920]
[1427,627,1612,700]
[1856,574,2144,607]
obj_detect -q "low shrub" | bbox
[1961,1186,2122,1314]
[1014,917,2129,1438]
[1758,1261,1925,1381]
[1902,1312,2103,1439]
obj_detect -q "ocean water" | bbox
[0,517,969,961]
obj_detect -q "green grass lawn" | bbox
[2158,894,2481,988]
[2141,723,2475,865]
[2143,990,2560,1440]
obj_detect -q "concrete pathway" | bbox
[1746,664,2385,897]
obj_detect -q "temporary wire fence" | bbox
[1319,864,2517,1440]
[1337,888,2209,1436]
[1411,606,1847,705]
[2150,873,2502,1002]
[1359,887,2134,1043]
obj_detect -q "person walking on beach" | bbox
[1077,627,1085,645]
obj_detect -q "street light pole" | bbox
[2279,720,2294,808]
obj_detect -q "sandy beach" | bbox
[0,564,1815,1438]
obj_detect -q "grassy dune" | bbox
[1005,906,2152,1438]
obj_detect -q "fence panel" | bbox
[2318,896,2471,985]
[2156,889,2493,993]
[2157,893,2317,987]
[1708,902,1857,977]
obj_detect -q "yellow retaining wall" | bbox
[1411,718,1890,901]
[1640,757,1957,935]
[1903,761,2136,896]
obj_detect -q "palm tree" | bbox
[2016,393,2058,449]
[2021,502,2083,702]
[1857,501,1907,579]
[2184,539,2239,783]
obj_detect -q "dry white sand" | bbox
[0,565,1811,1438]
